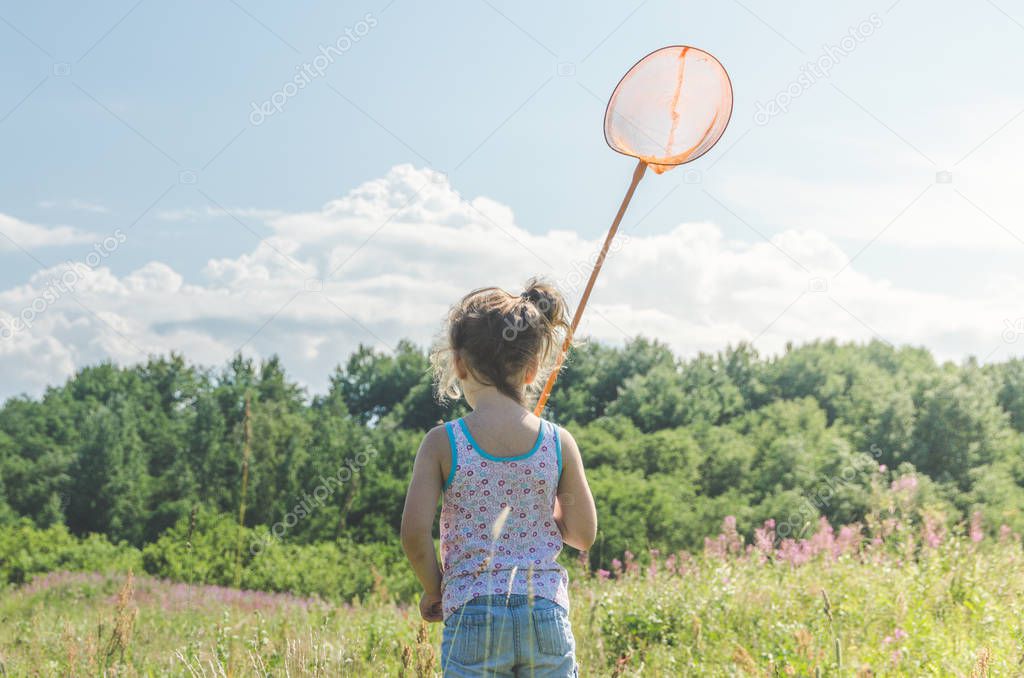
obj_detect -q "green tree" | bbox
[909,366,1014,489]
[68,397,149,544]
[550,338,675,424]
[334,341,429,424]
[992,358,1024,433]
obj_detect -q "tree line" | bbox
[2,337,1023,569]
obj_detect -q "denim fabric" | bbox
[440,594,577,677]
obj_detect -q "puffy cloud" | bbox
[0,213,98,251]
[0,165,1018,401]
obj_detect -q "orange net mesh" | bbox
[604,46,733,174]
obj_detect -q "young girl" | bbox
[401,279,597,677]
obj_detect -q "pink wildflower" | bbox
[674,550,692,576]
[704,536,726,559]
[777,538,812,567]
[721,516,744,555]
[922,514,944,549]
[890,475,918,494]
[834,524,862,557]
[999,524,1013,543]
[704,517,743,559]
[623,550,639,576]
[809,517,835,558]
[753,519,776,562]
[970,511,983,543]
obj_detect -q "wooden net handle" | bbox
[533,158,648,416]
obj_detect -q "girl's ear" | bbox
[454,351,469,380]
[523,361,539,386]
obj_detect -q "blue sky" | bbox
[2,0,1024,399]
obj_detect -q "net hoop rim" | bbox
[602,45,734,168]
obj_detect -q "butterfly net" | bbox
[604,46,733,174]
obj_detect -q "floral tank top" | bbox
[439,417,570,620]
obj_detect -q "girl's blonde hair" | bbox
[431,277,571,406]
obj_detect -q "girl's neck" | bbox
[465,385,530,419]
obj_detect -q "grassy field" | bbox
[1,518,1021,677]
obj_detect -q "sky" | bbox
[2,0,1024,401]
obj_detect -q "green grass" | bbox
[1,534,1021,676]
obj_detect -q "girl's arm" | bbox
[553,427,597,551]
[400,426,447,622]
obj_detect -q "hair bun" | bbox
[520,278,568,328]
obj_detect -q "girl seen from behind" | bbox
[401,279,597,677]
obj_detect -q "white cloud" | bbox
[0,164,1020,401]
[717,171,1024,251]
[156,206,284,222]
[0,213,98,251]
[717,95,1024,253]
[37,199,109,214]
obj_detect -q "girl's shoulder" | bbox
[417,424,452,466]
[422,423,451,446]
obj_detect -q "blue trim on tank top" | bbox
[443,422,458,490]
[554,423,563,478]
[456,418,547,462]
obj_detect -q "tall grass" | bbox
[2,473,1020,675]
[2,517,1022,676]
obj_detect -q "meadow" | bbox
[1,506,1021,676]
[5,339,1024,674]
